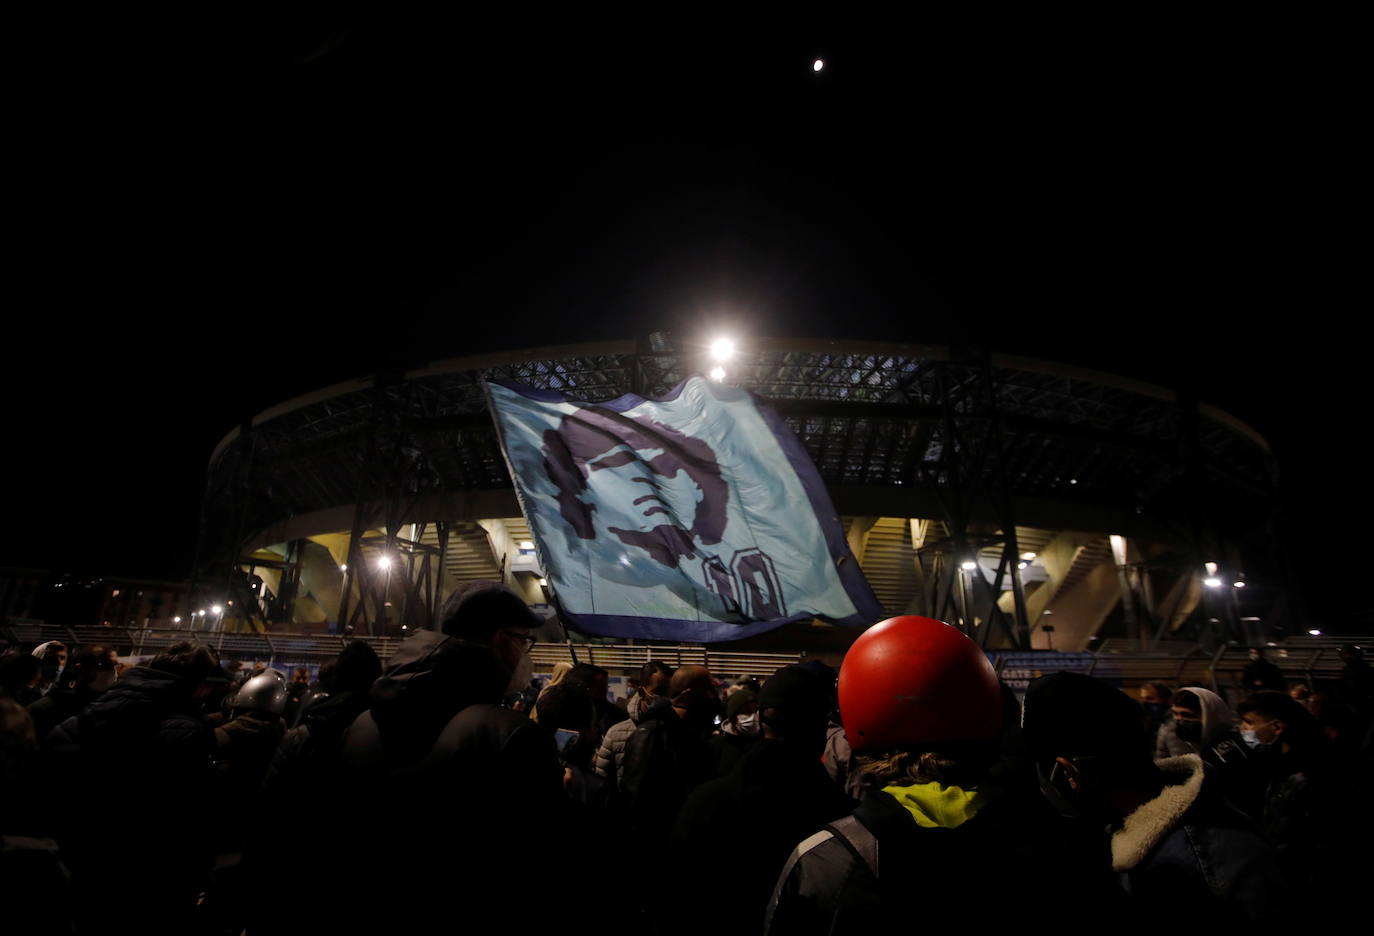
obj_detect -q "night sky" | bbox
[5,12,1364,628]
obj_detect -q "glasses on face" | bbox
[503,630,536,650]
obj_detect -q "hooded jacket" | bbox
[1111,754,1288,924]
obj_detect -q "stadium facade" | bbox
[192,335,1283,653]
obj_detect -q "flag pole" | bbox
[549,587,579,665]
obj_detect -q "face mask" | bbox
[1240,728,1260,747]
[735,713,760,735]
[1175,720,1202,743]
[1035,762,1081,819]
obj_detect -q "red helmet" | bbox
[839,616,1003,752]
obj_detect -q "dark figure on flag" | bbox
[542,405,729,567]
[541,405,783,618]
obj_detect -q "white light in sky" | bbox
[961,560,977,571]
[211,605,222,615]
[813,59,824,72]
[709,337,736,361]
[1203,577,1223,588]
[710,366,726,381]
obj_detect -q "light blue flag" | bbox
[485,376,881,641]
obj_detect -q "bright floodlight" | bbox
[339,564,347,572]
[197,609,206,616]
[710,366,727,382]
[961,560,977,571]
[1233,581,1246,588]
[377,555,392,570]
[173,616,182,623]
[1308,628,1323,636]
[211,605,222,615]
[813,59,824,72]
[1203,577,1223,588]
[520,541,535,551]
[1204,561,1218,575]
[709,337,736,361]
[1020,551,1037,561]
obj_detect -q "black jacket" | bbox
[42,666,215,932]
[766,780,1047,934]
[259,631,563,933]
[620,702,717,840]
[1112,756,1289,925]
[673,740,854,934]
[26,684,104,745]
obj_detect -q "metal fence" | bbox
[2,621,1362,689]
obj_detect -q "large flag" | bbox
[486,376,881,641]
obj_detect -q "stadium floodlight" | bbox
[1020,552,1037,561]
[813,59,825,72]
[961,560,977,571]
[377,555,392,570]
[1233,581,1246,588]
[710,366,726,381]
[709,337,736,361]
[173,616,181,623]
[211,605,222,615]
[1308,629,1323,636]
[339,564,347,572]
[197,609,206,616]
[1203,577,1223,588]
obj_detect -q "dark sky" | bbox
[5,11,1364,626]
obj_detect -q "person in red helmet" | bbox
[765,615,1030,934]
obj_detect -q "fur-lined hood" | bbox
[1111,754,1204,871]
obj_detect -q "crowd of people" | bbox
[1,583,1370,934]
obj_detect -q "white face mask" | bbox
[734,712,760,735]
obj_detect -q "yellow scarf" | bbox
[882,782,988,829]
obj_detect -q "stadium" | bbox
[129,334,1294,674]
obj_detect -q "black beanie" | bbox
[758,665,832,731]
[1022,671,1149,764]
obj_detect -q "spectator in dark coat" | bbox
[1243,648,1287,693]
[0,650,43,705]
[26,644,117,743]
[674,666,853,934]
[709,687,760,778]
[44,642,218,936]
[281,583,562,934]
[0,698,72,933]
[1238,691,1368,899]
[595,661,674,795]
[246,642,381,934]
[620,665,720,842]
[1024,672,1289,927]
